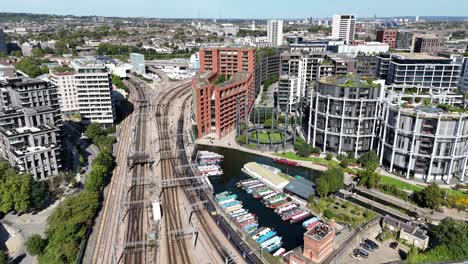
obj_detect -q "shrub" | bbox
[26,234,46,256]
[323,209,336,219]
[326,153,333,160]
[340,158,349,168]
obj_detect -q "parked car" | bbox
[361,243,374,252]
[390,242,399,249]
[351,253,362,260]
[365,239,379,249]
[354,248,369,258]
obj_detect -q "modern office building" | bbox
[377,90,467,183]
[192,47,256,138]
[0,30,6,54]
[376,29,397,49]
[303,222,335,263]
[267,20,284,47]
[379,53,462,91]
[51,59,115,126]
[0,77,62,180]
[395,31,413,50]
[307,75,383,157]
[332,14,356,44]
[413,36,445,54]
[130,53,145,75]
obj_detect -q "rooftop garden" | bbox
[321,75,380,88]
[52,66,74,73]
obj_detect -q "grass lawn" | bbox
[250,132,270,143]
[269,132,283,141]
[380,175,424,192]
[380,175,468,198]
[276,152,340,167]
[310,197,375,228]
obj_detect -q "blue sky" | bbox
[4,0,468,19]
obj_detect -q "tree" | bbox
[358,150,380,171]
[0,251,6,264]
[315,167,344,197]
[112,75,127,90]
[414,182,443,209]
[358,169,381,188]
[407,218,468,263]
[30,180,50,210]
[0,169,32,214]
[10,50,23,57]
[39,192,99,264]
[31,47,45,58]
[93,149,113,171]
[15,57,46,77]
[85,164,108,192]
[84,123,106,141]
[316,177,330,197]
[26,234,46,256]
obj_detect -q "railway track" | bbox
[154,81,193,264]
[123,78,151,264]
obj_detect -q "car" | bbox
[390,242,399,249]
[351,253,362,260]
[365,239,379,249]
[357,249,369,257]
[361,243,374,252]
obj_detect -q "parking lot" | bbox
[341,231,408,263]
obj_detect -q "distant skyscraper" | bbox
[415,16,419,22]
[332,14,356,44]
[251,21,256,31]
[267,20,283,46]
[0,30,7,54]
[130,53,145,75]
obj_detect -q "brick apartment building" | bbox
[376,29,397,49]
[192,47,256,138]
[303,222,335,263]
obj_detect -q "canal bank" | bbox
[197,144,323,251]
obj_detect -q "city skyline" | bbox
[4,0,468,19]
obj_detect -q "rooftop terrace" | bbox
[305,222,333,241]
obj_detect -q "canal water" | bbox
[197,145,322,251]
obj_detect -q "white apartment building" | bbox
[332,14,356,44]
[278,53,308,113]
[50,69,78,114]
[267,20,283,46]
[50,58,115,126]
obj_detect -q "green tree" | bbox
[30,180,50,210]
[315,177,330,197]
[321,167,344,193]
[0,170,32,214]
[414,182,443,209]
[15,57,45,77]
[84,123,106,141]
[85,164,108,192]
[0,251,6,264]
[112,75,127,90]
[10,50,23,57]
[39,192,99,264]
[31,47,45,58]
[358,150,380,171]
[358,169,381,188]
[93,149,113,171]
[26,234,46,256]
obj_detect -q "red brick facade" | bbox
[303,223,335,263]
[376,29,397,49]
[193,47,256,139]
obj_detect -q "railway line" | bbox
[122,78,151,264]
[92,70,244,264]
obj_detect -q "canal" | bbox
[197,144,322,251]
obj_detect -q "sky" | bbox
[3,0,468,19]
